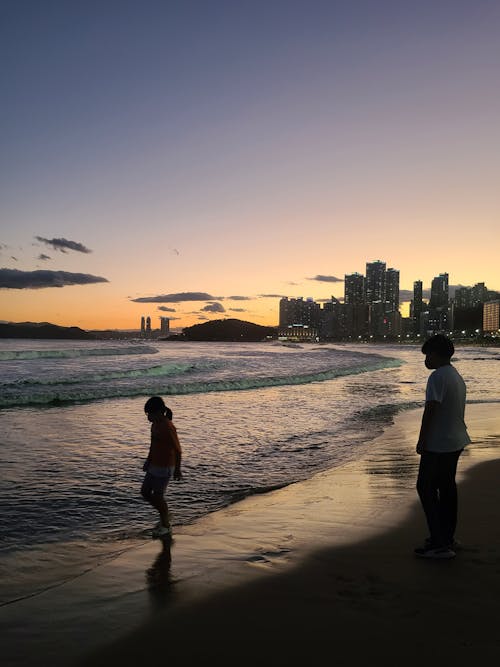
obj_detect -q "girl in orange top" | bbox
[141,396,182,538]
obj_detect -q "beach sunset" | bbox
[1,2,500,665]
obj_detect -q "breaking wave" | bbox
[0,357,403,408]
[0,346,158,361]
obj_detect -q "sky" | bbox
[1,0,499,330]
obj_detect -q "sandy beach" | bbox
[3,402,500,666]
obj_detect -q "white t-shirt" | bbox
[425,364,471,453]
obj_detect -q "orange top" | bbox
[149,417,182,468]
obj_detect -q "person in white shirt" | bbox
[415,334,471,559]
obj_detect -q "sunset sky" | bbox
[1,0,499,330]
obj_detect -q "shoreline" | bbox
[2,403,500,665]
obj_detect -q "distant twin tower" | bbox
[140,316,170,338]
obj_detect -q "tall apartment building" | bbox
[365,260,386,304]
[160,317,170,337]
[385,267,400,312]
[344,273,365,305]
[430,273,449,308]
[412,280,423,334]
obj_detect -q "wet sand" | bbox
[3,403,500,666]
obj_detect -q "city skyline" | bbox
[122,263,495,335]
[1,2,499,329]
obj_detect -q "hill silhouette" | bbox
[182,318,276,341]
[0,322,96,340]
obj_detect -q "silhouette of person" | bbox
[141,396,182,538]
[415,335,470,559]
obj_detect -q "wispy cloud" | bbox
[307,275,343,283]
[35,236,92,254]
[227,295,252,301]
[131,292,217,303]
[229,308,247,312]
[201,302,226,313]
[258,294,286,298]
[0,268,109,289]
[38,254,51,261]
[157,306,177,312]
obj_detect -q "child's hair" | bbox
[421,334,455,359]
[144,396,173,420]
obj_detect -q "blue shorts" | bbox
[141,466,174,498]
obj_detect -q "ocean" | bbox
[1,339,499,606]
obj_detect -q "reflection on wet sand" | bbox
[146,537,173,607]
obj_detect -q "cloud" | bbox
[0,268,109,289]
[11,256,18,261]
[157,306,177,312]
[197,315,209,321]
[258,294,286,298]
[307,275,343,283]
[38,254,51,261]
[201,302,226,313]
[35,236,92,254]
[227,295,252,301]
[131,292,217,303]
[229,308,247,312]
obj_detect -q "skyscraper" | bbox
[412,280,423,335]
[385,268,400,312]
[430,273,449,308]
[140,316,145,336]
[365,260,386,304]
[344,273,365,305]
[160,317,170,337]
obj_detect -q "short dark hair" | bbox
[144,396,173,419]
[421,334,454,359]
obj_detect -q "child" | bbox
[415,334,470,559]
[141,396,182,538]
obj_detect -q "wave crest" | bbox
[0,346,159,361]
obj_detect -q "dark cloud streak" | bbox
[131,292,217,303]
[35,236,92,254]
[258,294,286,298]
[0,268,108,289]
[308,275,343,283]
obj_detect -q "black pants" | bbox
[416,449,462,548]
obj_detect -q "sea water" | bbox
[1,339,499,605]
